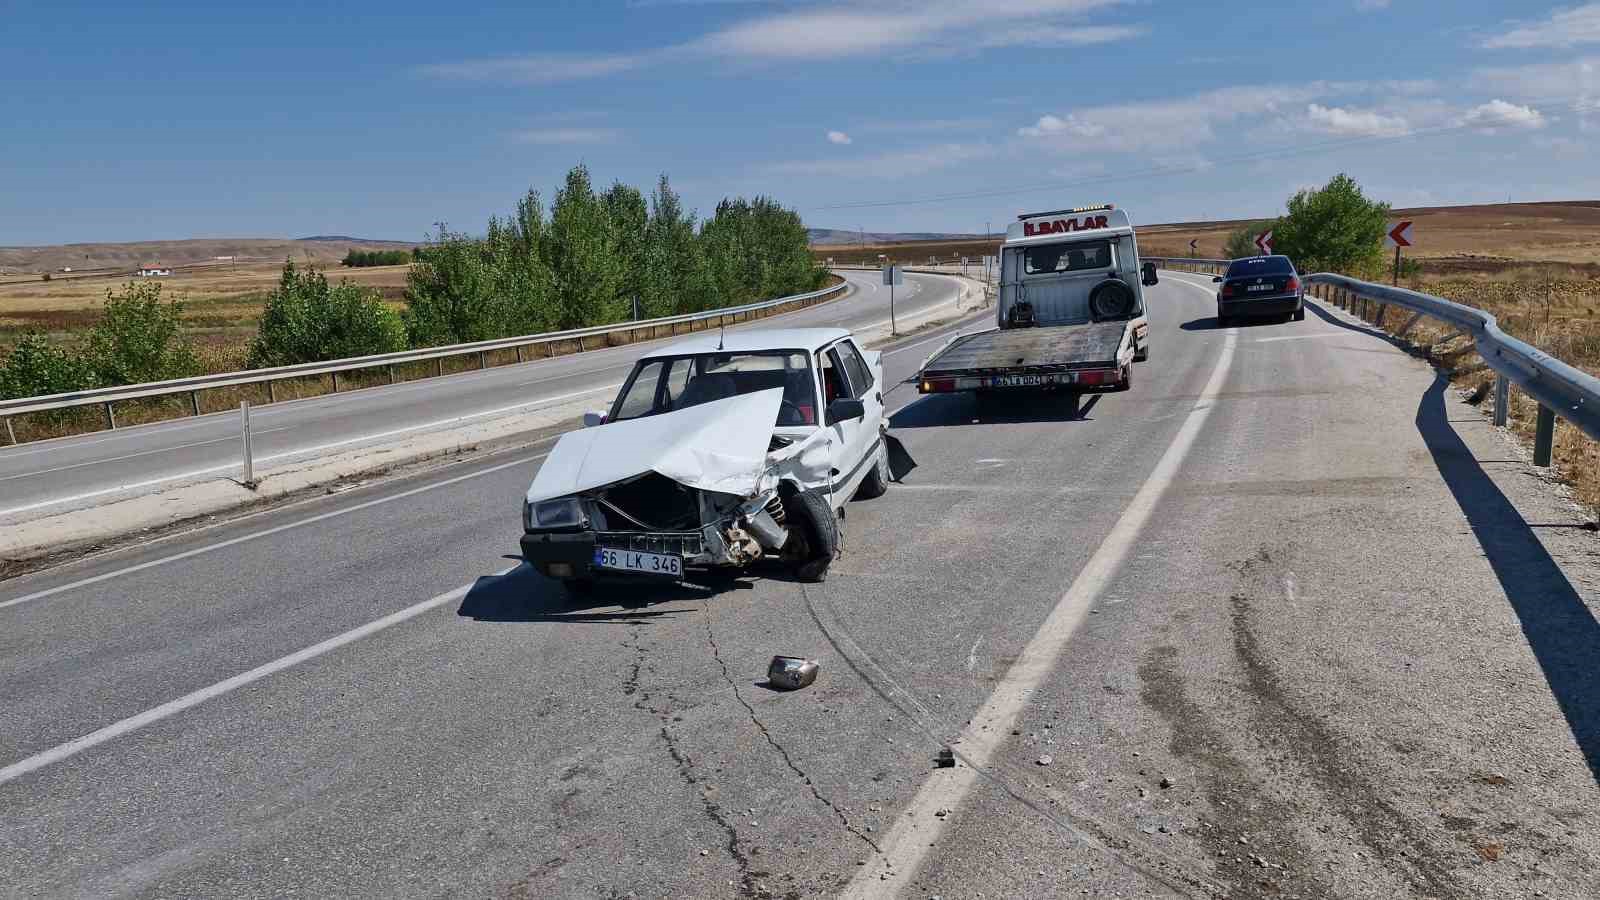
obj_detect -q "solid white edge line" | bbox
[842,326,1239,897]
[0,573,508,787]
[0,450,548,612]
[0,383,614,519]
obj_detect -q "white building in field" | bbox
[137,263,172,277]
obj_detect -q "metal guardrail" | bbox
[0,280,849,433]
[1145,257,1600,468]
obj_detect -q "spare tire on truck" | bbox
[1089,279,1136,320]
[783,488,838,583]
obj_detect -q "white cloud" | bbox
[1482,3,1600,49]
[513,127,622,145]
[421,53,645,84]
[762,142,991,179]
[1303,103,1410,137]
[1017,82,1356,151]
[1459,99,1548,132]
[423,1,1143,83]
[827,130,852,145]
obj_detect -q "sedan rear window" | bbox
[1226,256,1295,277]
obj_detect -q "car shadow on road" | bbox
[1180,315,1291,331]
[890,393,1099,428]
[457,563,712,624]
[1416,373,1600,783]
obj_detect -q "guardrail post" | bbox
[240,401,256,486]
[1374,304,1387,328]
[1493,375,1509,427]
[479,351,488,370]
[104,402,116,430]
[4,417,15,446]
[190,391,201,416]
[1534,404,1555,467]
[331,371,340,393]
[387,364,397,384]
[515,346,524,364]
[436,357,444,377]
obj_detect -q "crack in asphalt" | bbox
[621,627,771,899]
[700,604,883,855]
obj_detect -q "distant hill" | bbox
[0,237,419,275]
[808,228,986,246]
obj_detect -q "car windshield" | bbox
[611,351,817,426]
[1024,240,1113,275]
[1227,256,1295,277]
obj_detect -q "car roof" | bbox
[641,327,851,359]
[1230,255,1294,266]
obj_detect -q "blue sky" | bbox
[3,0,1597,245]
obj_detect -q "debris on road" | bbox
[935,747,956,768]
[767,656,819,690]
[1159,775,1174,789]
[1036,755,1053,766]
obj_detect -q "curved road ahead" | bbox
[0,269,963,520]
[2,270,1597,899]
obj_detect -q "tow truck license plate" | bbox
[990,374,1054,387]
[595,548,683,576]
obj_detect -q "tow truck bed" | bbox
[918,321,1133,394]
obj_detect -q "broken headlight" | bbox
[525,497,586,531]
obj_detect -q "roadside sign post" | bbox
[240,401,255,487]
[1254,230,1274,255]
[1189,239,1198,254]
[1386,220,1414,287]
[883,264,904,335]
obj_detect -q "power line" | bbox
[813,96,1599,212]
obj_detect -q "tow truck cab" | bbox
[998,204,1152,358]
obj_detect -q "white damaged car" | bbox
[519,328,912,590]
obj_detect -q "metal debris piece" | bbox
[767,656,819,691]
[934,747,956,768]
[1037,755,1054,766]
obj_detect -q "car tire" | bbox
[1216,312,1230,328]
[786,489,838,583]
[855,445,890,499]
[1114,364,1132,393]
[1134,341,1150,362]
[1292,305,1306,322]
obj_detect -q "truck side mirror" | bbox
[826,398,865,425]
[1141,261,1159,286]
[582,410,608,428]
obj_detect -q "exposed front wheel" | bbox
[1114,364,1133,393]
[785,489,838,583]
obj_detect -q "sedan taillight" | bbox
[1285,276,1300,293]
[1220,283,1236,298]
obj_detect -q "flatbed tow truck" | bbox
[916,204,1158,412]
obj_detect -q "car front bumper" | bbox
[521,529,725,581]
[1219,295,1302,318]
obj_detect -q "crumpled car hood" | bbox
[526,388,785,505]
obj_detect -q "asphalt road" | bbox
[0,269,961,520]
[3,270,1598,899]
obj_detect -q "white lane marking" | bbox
[0,573,507,786]
[0,384,613,519]
[1253,332,1348,343]
[0,451,548,612]
[1284,572,1298,605]
[965,637,982,673]
[0,427,293,483]
[843,326,1239,896]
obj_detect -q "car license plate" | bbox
[990,374,1051,387]
[1247,284,1275,292]
[594,547,683,576]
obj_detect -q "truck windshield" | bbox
[1024,240,1113,275]
[611,351,818,426]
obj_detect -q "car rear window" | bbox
[1226,256,1294,277]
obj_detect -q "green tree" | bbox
[544,165,623,328]
[1271,173,1390,277]
[603,182,649,317]
[250,260,407,366]
[0,332,95,401]
[84,281,199,385]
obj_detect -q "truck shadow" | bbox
[457,562,716,624]
[890,393,1098,428]
[1415,373,1600,783]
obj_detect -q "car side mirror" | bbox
[826,398,865,425]
[1140,261,1159,286]
[1211,275,1223,283]
[582,410,608,428]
